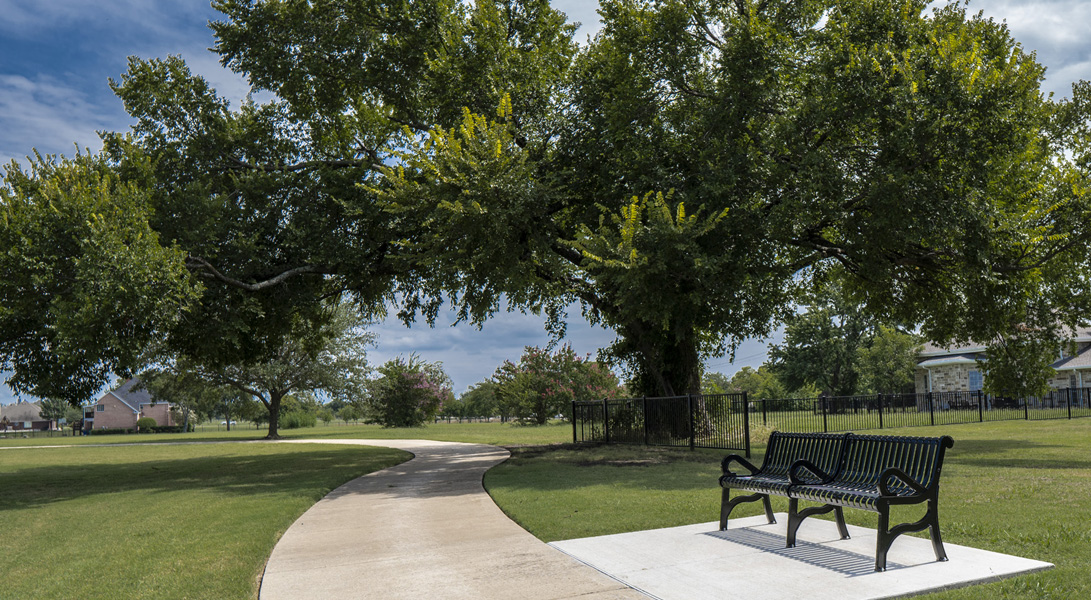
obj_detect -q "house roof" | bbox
[920,325,1091,358]
[102,378,163,413]
[0,400,42,422]
[1053,346,1091,371]
[917,354,980,368]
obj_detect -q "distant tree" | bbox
[38,398,70,430]
[769,280,875,396]
[366,355,452,428]
[494,345,621,425]
[149,302,372,438]
[701,372,732,395]
[856,326,923,394]
[724,366,788,400]
[461,381,499,420]
[317,407,335,425]
[337,404,363,424]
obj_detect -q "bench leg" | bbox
[720,489,776,531]
[876,499,948,572]
[834,506,850,540]
[928,499,949,563]
[787,499,846,548]
[786,499,801,547]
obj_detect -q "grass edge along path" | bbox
[484,419,1091,600]
[0,441,409,600]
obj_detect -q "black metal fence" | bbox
[572,388,1091,456]
[572,394,751,456]
[749,388,1091,434]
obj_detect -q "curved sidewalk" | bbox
[260,439,646,600]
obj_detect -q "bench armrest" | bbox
[789,459,834,485]
[879,467,928,496]
[721,454,760,477]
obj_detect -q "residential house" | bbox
[915,327,1091,394]
[0,400,52,432]
[87,378,175,430]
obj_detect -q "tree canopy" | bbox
[2,0,1089,402]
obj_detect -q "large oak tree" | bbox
[3,0,1090,403]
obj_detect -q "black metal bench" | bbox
[720,431,955,572]
[786,433,955,571]
[718,431,849,531]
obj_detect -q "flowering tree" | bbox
[494,345,621,425]
[366,355,452,428]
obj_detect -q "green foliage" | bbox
[494,345,621,425]
[857,325,923,394]
[316,407,335,425]
[724,366,789,400]
[366,354,452,428]
[3,0,1090,409]
[279,410,317,429]
[769,281,875,396]
[37,398,70,424]
[377,0,1091,399]
[136,417,158,431]
[0,153,197,404]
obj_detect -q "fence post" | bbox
[1024,396,1029,421]
[1069,388,1073,420]
[762,396,767,426]
[821,397,829,433]
[927,392,935,426]
[877,393,884,430]
[743,392,751,459]
[688,394,696,450]
[572,400,577,443]
[642,395,649,445]
[602,398,610,443]
[977,391,984,422]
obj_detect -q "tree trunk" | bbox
[265,391,283,439]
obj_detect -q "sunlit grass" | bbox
[485,419,1091,599]
[0,420,573,448]
[0,442,407,599]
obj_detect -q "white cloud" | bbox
[0,73,123,166]
[368,305,618,394]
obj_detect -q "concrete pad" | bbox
[550,514,1052,600]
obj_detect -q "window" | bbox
[96,405,105,412]
[968,370,983,392]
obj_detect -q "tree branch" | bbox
[186,256,324,291]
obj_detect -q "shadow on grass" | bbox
[494,444,723,494]
[0,445,408,512]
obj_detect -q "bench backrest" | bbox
[836,434,955,492]
[759,431,848,478]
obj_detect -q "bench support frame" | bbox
[719,488,775,531]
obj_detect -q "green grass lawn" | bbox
[484,418,1091,599]
[0,420,574,448]
[5,417,1090,598]
[0,442,408,599]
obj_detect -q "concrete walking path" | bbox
[259,439,646,600]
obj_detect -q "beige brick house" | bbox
[915,328,1091,394]
[86,378,174,431]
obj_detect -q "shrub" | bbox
[280,410,317,429]
[89,428,134,435]
[494,345,622,425]
[367,354,452,427]
[136,417,158,431]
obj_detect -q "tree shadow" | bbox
[0,445,408,512]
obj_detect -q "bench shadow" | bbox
[704,528,903,577]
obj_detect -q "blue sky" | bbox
[2,1,1089,403]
